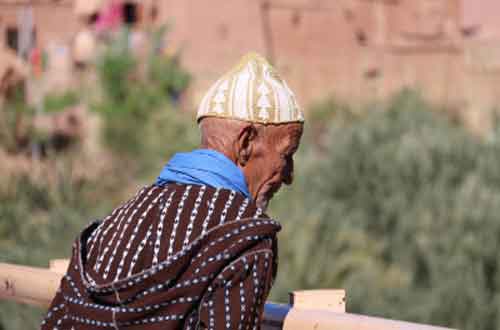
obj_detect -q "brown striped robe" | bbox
[41,183,280,330]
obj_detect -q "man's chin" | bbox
[255,195,270,213]
[255,184,281,213]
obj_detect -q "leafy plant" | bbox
[93,27,192,156]
[0,26,197,330]
[0,85,34,153]
[270,91,500,330]
[42,91,79,113]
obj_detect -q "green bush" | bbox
[42,91,79,113]
[147,27,190,101]
[0,27,197,330]
[93,27,192,157]
[4,42,500,330]
[0,85,34,152]
[270,91,500,330]
[0,112,198,330]
[1,86,79,154]
[0,170,107,330]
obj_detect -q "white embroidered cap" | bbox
[197,52,304,124]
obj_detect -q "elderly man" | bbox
[41,53,304,330]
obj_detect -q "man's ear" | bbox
[235,124,257,167]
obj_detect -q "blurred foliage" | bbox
[1,83,79,154]
[269,90,500,330]
[94,27,192,157]
[0,27,196,329]
[0,85,34,153]
[2,29,500,330]
[0,168,111,329]
[42,91,79,113]
[148,26,191,101]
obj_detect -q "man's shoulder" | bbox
[108,182,271,226]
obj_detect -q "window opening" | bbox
[123,2,138,25]
[6,27,19,52]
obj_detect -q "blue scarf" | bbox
[156,149,251,198]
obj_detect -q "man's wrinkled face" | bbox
[242,123,303,211]
[198,117,303,211]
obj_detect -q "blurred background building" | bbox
[3,3,500,330]
[0,0,500,113]
[1,0,500,112]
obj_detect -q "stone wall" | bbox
[1,0,500,122]
[155,0,475,108]
[0,1,77,50]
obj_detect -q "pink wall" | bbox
[463,0,500,39]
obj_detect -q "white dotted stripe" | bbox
[87,217,108,258]
[185,315,196,330]
[201,189,221,236]
[219,251,273,330]
[260,252,271,303]
[55,314,67,328]
[88,205,121,245]
[88,186,147,259]
[120,313,184,326]
[68,316,113,327]
[220,191,236,225]
[122,274,212,304]
[192,220,268,263]
[93,186,147,264]
[65,275,83,299]
[153,190,176,265]
[127,223,154,277]
[234,253,265,330]
[252,256,260,295]
[63,294,199,313]
[99,187,147,241]
[114,189,166,281]
[86,223,101,257]
[193,249,272,330]
[249,256,261,330]
[102,186,159,279]
[100,188,156,274]
[40,303,65,326]
[183,185,206,249]
[224,283,231,329]
[264,252,270,271]
[253,207,263,218]
[235,198,250,221]
[84,219,279,294]
[238,281,246,330]
[167,185,193,260]
[193,235,265,275]
[94,195,139,273]
[208,298,215,330]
